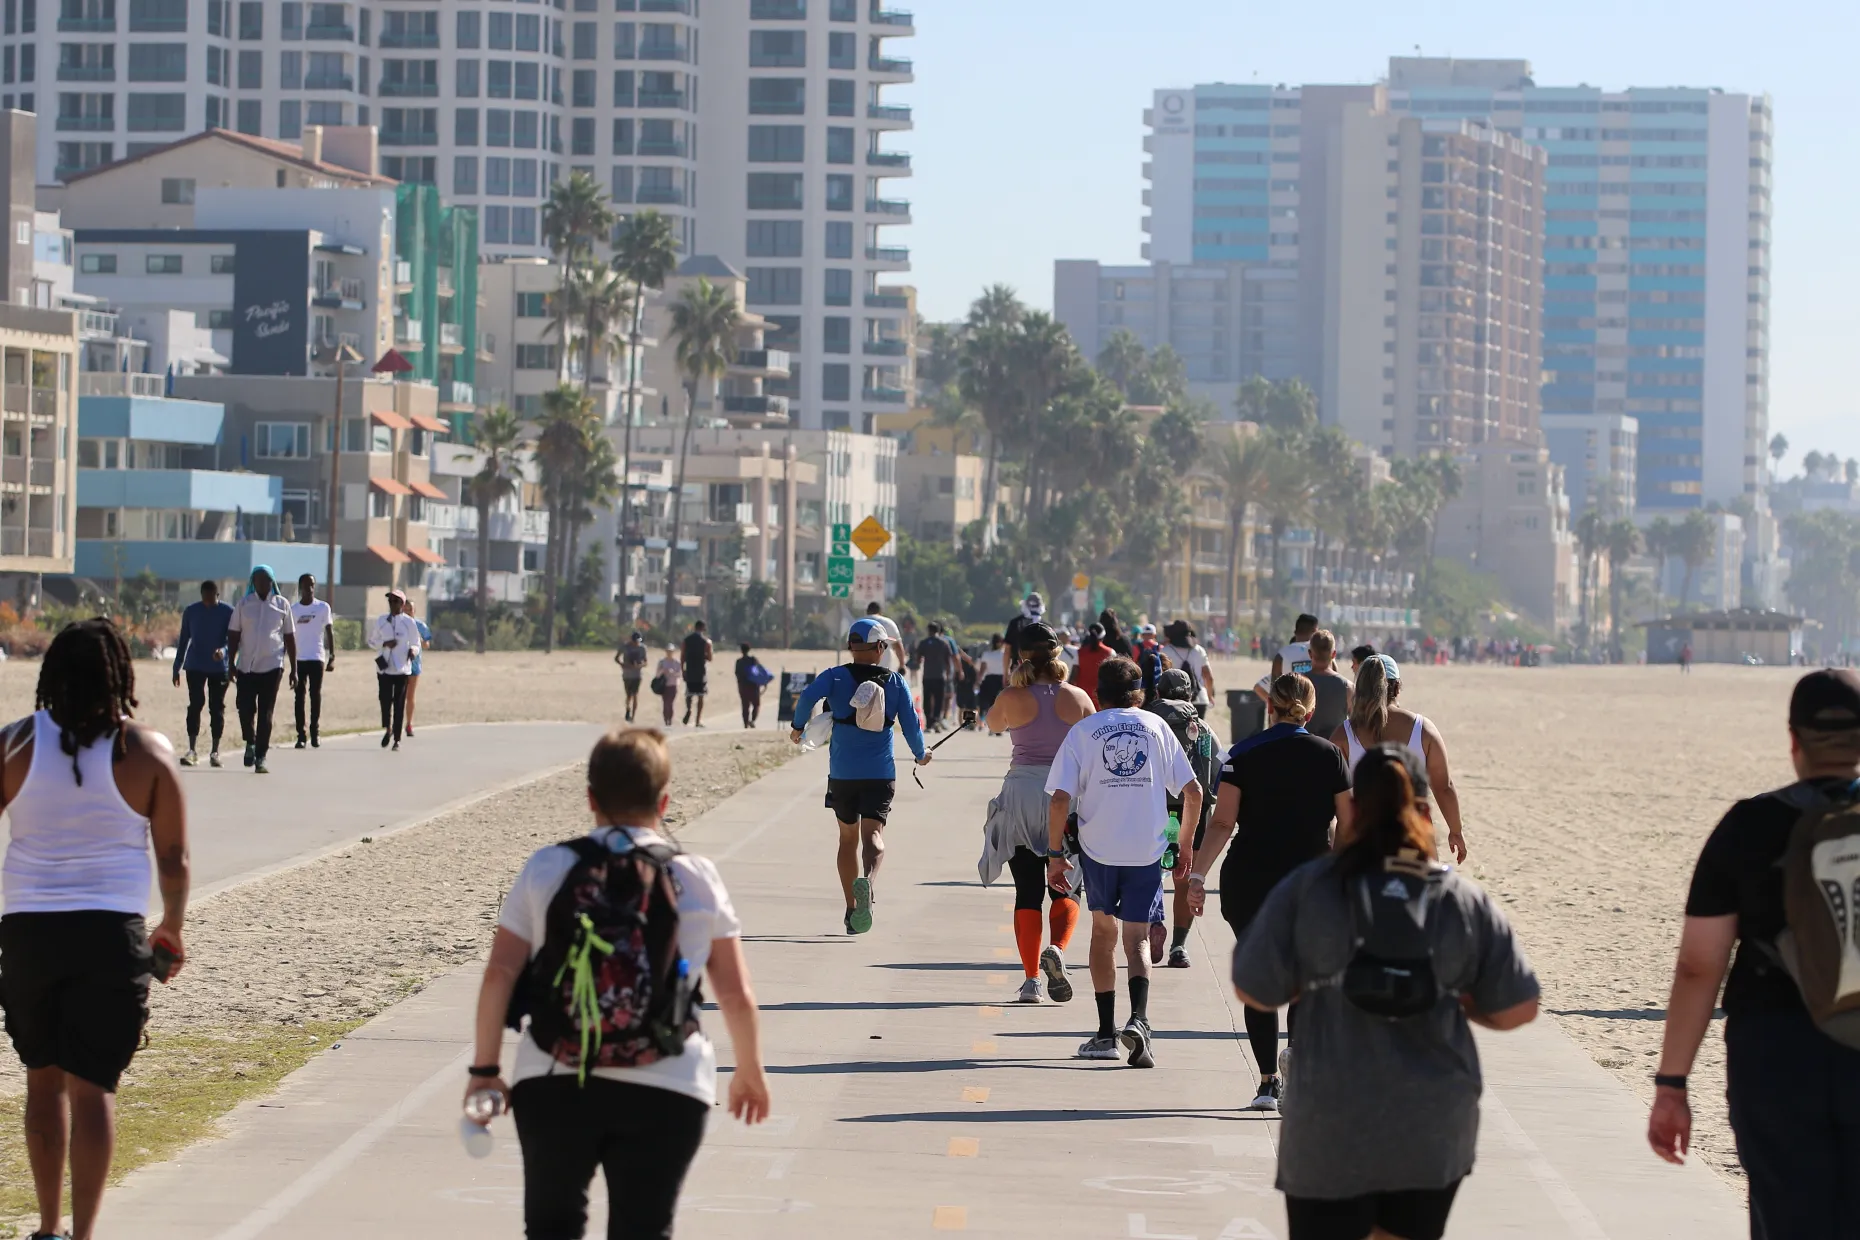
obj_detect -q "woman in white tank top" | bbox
[1330,654,1468,863]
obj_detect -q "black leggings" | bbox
[184,670,227,747]
[235,667,283,759]
[377,673,408,740]
[1006,846,1075,912]
[511,1076,708,1240]
[294,660,324,740]
[1244,998,1300,1079]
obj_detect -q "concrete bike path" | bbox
[104,731,1745,1239]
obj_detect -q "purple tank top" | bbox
[1011,684,1070,767]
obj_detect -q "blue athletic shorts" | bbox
[1078,853,1165,924]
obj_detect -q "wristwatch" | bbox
[1653,1073,1687,1091]
[1187,873,1206,886]
[1045,848,1068,859]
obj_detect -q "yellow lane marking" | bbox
[933,1205,968,1230]
[996,923,1014,933]
[971,1040,996,1054]
[1001,903,1014,912]
[978,1006,1002,1017]
[961,1086,990,1103]
[986,974,1012,986]
[992,946,1015,958]
[948,1137,979,1158]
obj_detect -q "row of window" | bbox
[746,171,865,210]
[78,250,235,275]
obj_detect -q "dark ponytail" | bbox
[1338,747,1435,878]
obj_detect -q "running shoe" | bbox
[1016,977,1042,1004]
[1148,921,1167,965]
[243,742,255,767]
[1076,1035,1120,1060]
[381,730,391,748]
[179,749,197,767]
[405,725,415,738]
[254,761,269,774]
[1039,945,1073,1003]
[311,733,319,748]
[1166,946,1191,969]
[209,750,222,767]
[1120,1016,1156,1069]
[1278,1045,1293,1113]
[1247,1077,1283,1113]
[294,737,306,749]
[392,741,400,752]
[844,911,856,935]
[849,877,874,934]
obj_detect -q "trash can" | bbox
[778,670,815,724]
[1226,688,1267,747]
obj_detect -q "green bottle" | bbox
[1162,812,1181,870]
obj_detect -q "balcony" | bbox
[304,73,355,91]
[636,184,686,205]
[377,31,439,49]
[863,338,907,356]
[78,372,164,398]
[78,310,121,337]
[392,315,423,345]
[394,258,413,288]
[57,64,115,81]
[867,103,911,124]
[864,291,909,309]
[866,245,909,264]
[750,0,806,17]
[721,394,790,422]
[866,150,911,171]
[870,3,913,26]
[439,322,463,350]
[380,128,438,147]
[636,137,687,158]
[637,89,686,109]
[79,467,279,513]
[441,380,475,409]
[732,348,791,376]
[312,277,366,308]
[866,197,910,218]
[640,0,692,10]
[58,17,116,31]
[55,114,114,131]
[861,386,909,404]
[378,80,438,98]
[305,22,355,40]
[637,41,691,62]
[868,54,913,77]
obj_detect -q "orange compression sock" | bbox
[1048,896,1080,952]
[1014,909,1043,978]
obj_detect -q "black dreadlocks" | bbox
[35,618,138,786]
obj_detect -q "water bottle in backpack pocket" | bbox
[506,836,701,1083]
[1336,856,1453,1020]
[1760,780,1860,1049]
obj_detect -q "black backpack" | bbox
[1338,856,1453,1020]
[512,836,700,1081]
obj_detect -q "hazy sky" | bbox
[898,0,1857,473]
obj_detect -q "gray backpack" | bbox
[1764,780,1860,1048]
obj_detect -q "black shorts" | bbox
[683,677,708,697]
[1284,1182,1461,1240]
[826,778,895,825]
[0,911,153,1090]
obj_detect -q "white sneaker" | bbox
[1278,1045,1293,1113]
[1016,977,1042,1004]
[178,748,197,767]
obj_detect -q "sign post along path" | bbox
[827,522,854,599]
[849,517,890,604]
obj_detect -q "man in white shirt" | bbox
[862,601,905,671]
[1045,656,1201,1069]
[1162,620,1216,717]
[290,572,335,750]
[224,565,296,774]
[368,589,422,751]
[1256,612,1319,707]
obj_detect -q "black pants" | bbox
[1226,886,1300,1078]
[979,674,1004,716]
[1727,1004,1860,1239]
[923,676,948,726]
[738,683,761,727]
[511,1075,708,1240]
[184,670,228,748]
[235,668,283,760]
[1007,845,1076,912]
[294,661,325,742]
[377,673,408,741]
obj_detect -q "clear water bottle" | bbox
[460,1087,504,1159]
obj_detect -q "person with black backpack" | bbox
[466,726,770,1240]
[1649,669,1860,1237]
[1144,668,1219,970]
[1221,742,1538,1240]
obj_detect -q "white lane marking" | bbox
[211,1047,470,1240]
[1483,1090,1611,1239]
[1085,1171,1235,1196]
[1216,1221,1277,1239]
[685,1195,814,1214]
[1128,1214,1197,1239]
[717,769,824,860]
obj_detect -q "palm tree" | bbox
[1644,516,1674,615]
[966,283,1024,332]
[1094,328,1147,396]
[1574,508,1606,654]
[1216,432,1272,631]
[561,433,622,638]
[1675,510,1717,611]
[1233,374,1275,425]
[1605,519,1642,662]
[609,209,680,586]
[549,263,630,399]
[535,384,598,652]
[1011,311,1079,520]
[1258,427,1315,629]
[664,277,741,628]
[466,406,525,655]
[957,320,1021,547]
[541,172,616,383]
[1769,432,1789,483]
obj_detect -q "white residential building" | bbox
[10,0,915,433]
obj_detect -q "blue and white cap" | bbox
[848,617,886,646]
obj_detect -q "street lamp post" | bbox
[321,344,364,595]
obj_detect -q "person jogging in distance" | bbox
[735,643,768,730]
[789,618,930,935]
[466,727,769,1240]
[1098,609,1133,657]
[368,589,421,751]
[1649,669,1860,1236]
[653,645,682,727]
[290,573,334,750]
[1193,673,1351,1113]
[616,631,649,723]
[913,622,960,732]
[171,579,231,768]
[1334,654,1468,863]
[1161,620,1215,718]
[1074,623,1112,708]
[1047,656,1201,1067]
[0,619,190,1240]
[403,606,433,738]
[977,635,1007,719]
[681,620,713,727]
[1305,629,1353,744]
[1004,590,1046,668]
[861,600,906,670]
[1227,743,1538,1240]
[981,621,1092,1003]
[224,565,295,775]
[1146,668,1220,970]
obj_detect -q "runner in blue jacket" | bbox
[790,617,930,934]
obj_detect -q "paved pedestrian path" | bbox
[106,731,1744,1238]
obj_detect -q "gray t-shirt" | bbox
[1231,856,1539,1199]
[1307,669,1352,743]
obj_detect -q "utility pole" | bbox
[323,344,364,601]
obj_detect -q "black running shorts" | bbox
[0,911,153,1091]
[1283,1182,1461,1240]
[826,778,896,825]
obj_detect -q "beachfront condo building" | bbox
[10,0,915,435]
[1140,57,1770,514]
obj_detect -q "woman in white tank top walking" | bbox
[0,619,190,1240]
[1330,654,1468,863]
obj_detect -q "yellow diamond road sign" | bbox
[850,515,891,559]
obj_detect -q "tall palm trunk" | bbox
[581,303,599,400]
[981,435,1000,547]
[541,497,562,652]
[475,496,492,654]
[1268,517,1286,636]
[663,381,699,629]
[1224,510,1243,636]
[617,292,644,619]
[1609,567,1625,662]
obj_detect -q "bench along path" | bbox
[107,731,1742,1239]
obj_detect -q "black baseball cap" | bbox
[1019,621,1058,648]
[1354,741,1431,798]
[1789,669,1860,732]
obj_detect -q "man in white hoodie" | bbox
[368,589,422,751]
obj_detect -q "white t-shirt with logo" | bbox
[497,826,741,1106]
[1278,641,1313,676]
[291,600,333,663]
[1045,707,1195,866]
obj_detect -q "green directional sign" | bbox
[828,583,851,598]
[831,523,852,543]
[831,539,851,558]
[827,554,856,585]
